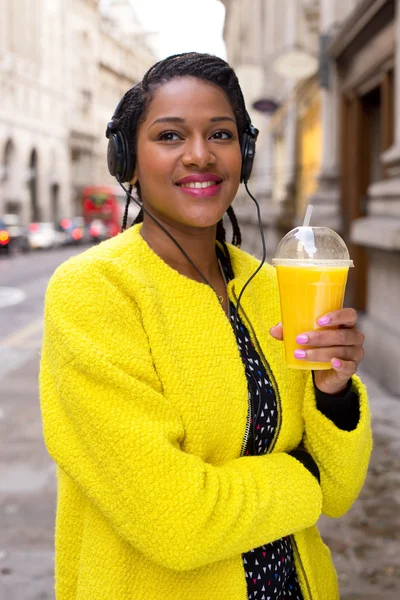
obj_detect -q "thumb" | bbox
[269,323,284,341]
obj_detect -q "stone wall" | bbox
[359,249,400,395]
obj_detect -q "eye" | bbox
[157,131,182,141]
[210,130,233,140]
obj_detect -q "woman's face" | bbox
[134,76,242,231]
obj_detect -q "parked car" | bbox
[88,219,109,243]
[0,218,11,254]
[2,213,30,253]
[58,217,89,245]
[28,222,66,250]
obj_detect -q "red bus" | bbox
[81,185,126,239]
[81,185,140,239]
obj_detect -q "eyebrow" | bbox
[149,116,236,128]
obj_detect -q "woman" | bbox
[40,53,372,600]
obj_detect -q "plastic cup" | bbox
[272,226,353,370]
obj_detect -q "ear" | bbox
[130,173,138,186]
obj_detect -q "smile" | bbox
[176,180,222,198]
[177,181,221,189]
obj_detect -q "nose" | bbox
[181,135,216,169]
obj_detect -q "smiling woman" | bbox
[134,77,241,233]
[39,52,372,600]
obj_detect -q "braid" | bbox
[216,219,226,243]
[227,206,242,247]
[122,184,133,232]
[216,207,241,248]
[116,52,246,244]
[216,218,235,281]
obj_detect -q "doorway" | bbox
[340,73,394,311]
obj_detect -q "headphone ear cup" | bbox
[119,130,134,183]
[107,132,123,178]
[107,130,133,182]
[240,133,256,184]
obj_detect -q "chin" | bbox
[181,213,225,230]
[180,204,230,227]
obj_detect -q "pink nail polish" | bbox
[296,334,309,344]
[333,359,341,368]
[318,316,330,326]
[294,349,307,359]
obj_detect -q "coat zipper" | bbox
[231,289,313,598]
[291,535,313,600]
[240,390,252,456]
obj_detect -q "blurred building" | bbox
[222,0,400,394]
[0,0,70,225]
[0,0,156,223]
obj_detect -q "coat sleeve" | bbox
[302,372,372,518]
[40,260,322,572]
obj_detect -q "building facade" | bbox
[329,0,400,394]
[0,0,70,225]
[0,0,156,223]
[222,0,400,394]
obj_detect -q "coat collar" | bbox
[125,223,262,295]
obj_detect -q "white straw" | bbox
[302,204,313,227]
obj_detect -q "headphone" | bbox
[239,120,259,184]
[106,95,259,184]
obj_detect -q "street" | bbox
[0,246,399,600]
[0,246,89,600]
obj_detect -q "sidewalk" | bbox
[318,370,400,599]
[0,357,56,600]
[0,357,399,599]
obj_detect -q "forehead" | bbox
[145,77,236,122]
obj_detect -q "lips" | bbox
[174,173,223,198]
[175,173,223,185]
[176,181,222,199]
[177,180,222,190]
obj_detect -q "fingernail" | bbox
[318,316,330,326]
[294,349,307,359]
[333,359,342,368]
[296,334,309,344]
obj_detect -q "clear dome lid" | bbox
[272,226,353,267]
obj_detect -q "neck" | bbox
[140,216,221,283]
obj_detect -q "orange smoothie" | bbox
[275,265,349,369]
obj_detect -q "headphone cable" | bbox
[233,181,267,331]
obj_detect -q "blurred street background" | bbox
[1,0,399,598]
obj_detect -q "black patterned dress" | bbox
[219,254,304,600]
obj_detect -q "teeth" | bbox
[179,181,219,189]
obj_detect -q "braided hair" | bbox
[115,52,248,251]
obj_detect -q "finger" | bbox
[296,328,365,348]
[294,345,364,364]
[317,308,358,329]
[269,323,283,341]
[314,359,357,393]
[330,358,358,378]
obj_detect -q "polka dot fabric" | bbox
[222,253,303,600]
[229,304,303,600]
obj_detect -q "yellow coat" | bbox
[40,224,372,600]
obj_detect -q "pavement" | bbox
[0,354,56,600]
[318,370,400,599]
[0,247,399,599]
